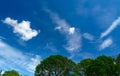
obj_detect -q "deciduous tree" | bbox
[3,70,20,76]
[35,55,76,76]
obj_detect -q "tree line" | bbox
[1,54,120,76]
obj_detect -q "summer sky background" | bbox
[0,0,120,75]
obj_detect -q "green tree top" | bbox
[35,55,76,76]
[3,70,20,76]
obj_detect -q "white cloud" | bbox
[69,27,75,35]
[3,17,39,41]
[0,40,41,74]
[83,33,94,41]
[45,9,82,53]
[65,31,81,52]
[27,55,41,73]
[101,17,120,38]
[99,38,113,50]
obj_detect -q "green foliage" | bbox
[35,55,76,76]
[77,58,94,76]
[2,54,120,76]
[116,54,120,64]
[77,55,120,76]
[3,70,20,76]
[35,54,120,76]
[96,56,115,76]
[115,54,120,75]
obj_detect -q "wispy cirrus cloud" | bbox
[69,52,94,60]
[45,9,82,53]
[101,17,120,38]
[83,33,94,41]
[0,40,41,75]
[98,17,120,51]
[99,38,113,50]
[0,36,6,40]
[77,0,117,29]
[44,42,58,52]
[65,31,81,52]
[78,52,94,59]
[3,17,39,41]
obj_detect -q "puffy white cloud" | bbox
[101,17,120,38]
[45,9,82,53]
[3,17,39,41]
[99,38,113,50]
[83,33,94,41]
[0,40,41,74]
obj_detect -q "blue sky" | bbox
[0,0,120,75]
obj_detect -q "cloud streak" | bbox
[45,9,82,53]
[99,38,113,50]
[0,40,41,75]
[3,17,39,41]
[83,33,94,41]
[101,17,120,38]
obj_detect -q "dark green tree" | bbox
[116,54,120,64]
[77,58,94,76]
[86,55,115,76]
[3,70,20,76]
[35,55,76,76]
[86,59,107,76]
[115,54,120,75]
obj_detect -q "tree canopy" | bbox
[77,58,94,76]
[35,54,120,76]
[2,70,20,76]
[35,55,76,76]
[1,54,120,76]
[86,56,115,76]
